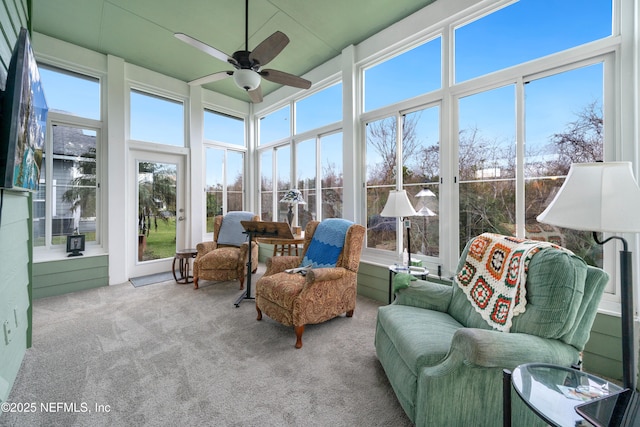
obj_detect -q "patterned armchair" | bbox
[193,211,259,290]
[255,219,365,348]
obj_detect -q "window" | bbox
[130,90,184,146]
[361,0,615,278]
[260,150,273,221]
[365,107,441,259]
[258,144,292,223]
[524,63,604,268]
[205,148,244,232]
[320,132,343,220]
[34,66,101,251]
[203,108,246,232]
[204,109,245,146]
[259,105,290,144]
[295,132,344,230]
[455,0,611,83]
[296,84,342,134]
[458,85,516,248]
[38,66,100,120]
[364,37,441,112]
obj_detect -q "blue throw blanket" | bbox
[300,218,353,268]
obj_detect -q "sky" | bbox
[37,0,611,174]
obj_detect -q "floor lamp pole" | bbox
[594,232,635,389]
[404,218,411,267]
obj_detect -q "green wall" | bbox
[0,0,31,403]
[0,192,31,402]
[32,256,109,299]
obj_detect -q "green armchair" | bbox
[375,235,609,426]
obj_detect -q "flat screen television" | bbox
[0,27,48,191]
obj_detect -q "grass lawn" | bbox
[141,217,176,260]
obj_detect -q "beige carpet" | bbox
[1,265,412,426]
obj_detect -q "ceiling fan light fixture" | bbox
[233,69,261,91]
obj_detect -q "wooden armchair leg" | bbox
[346,310,354,317]
[294,325,305,349]
[194,277,199,290]
[256,305,262,320]
[238,275,245,290]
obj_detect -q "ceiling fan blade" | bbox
[247,85,263,103]
[249,31,290,67]
[175,33,236,66]
[188,71,233,86]
[261,69,312,89]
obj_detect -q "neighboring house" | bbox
[33,125,96,240]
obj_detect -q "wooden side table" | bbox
[258,235,305,256]
[172,248,197,284]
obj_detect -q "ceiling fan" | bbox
[174,0,312,103]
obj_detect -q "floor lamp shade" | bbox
[537,162,640,390]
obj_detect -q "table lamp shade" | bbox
[381,190,417,218]
[279,189,306,205]
[537,162,640,233]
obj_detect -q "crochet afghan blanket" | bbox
[454,233,570,332]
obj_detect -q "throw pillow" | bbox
[216,211,256,247]
[300,218,353,268]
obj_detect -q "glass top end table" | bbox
[511,363,624,427]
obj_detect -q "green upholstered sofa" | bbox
[375,238,609,427]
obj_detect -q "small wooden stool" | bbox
[172,249,197,284]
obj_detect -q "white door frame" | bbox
[128,149,186,279]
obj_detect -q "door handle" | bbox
[178,216,185,221]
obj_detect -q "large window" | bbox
[34,66,101,250]
[296,132,344,230]
[296,84,342,134]
[259,145,290,222]
[258,85,343,226]
[362,0,614,278]
[364,37,441,112]
[524,63,605,268]
[39,66,100,120]
[203,109,245,232]
[130,90,184,146]
[365,106,441,259]
[454,0,611,83]
[205,148,244,232]
[458,85,516,247]
[204,109,245,146]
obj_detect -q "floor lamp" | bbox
[537,162,640,390]
[381,189,417,266]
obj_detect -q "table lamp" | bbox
[280,189,306,226]
[381,189,417,267]
[537,162,640,389]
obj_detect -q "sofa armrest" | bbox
[445,328,579,371]
[264,256,300,276]
[306,267,345,283]
[394,280,453,313]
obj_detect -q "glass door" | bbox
[129,150,186,278]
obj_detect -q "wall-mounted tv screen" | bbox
[0,27,48,191]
